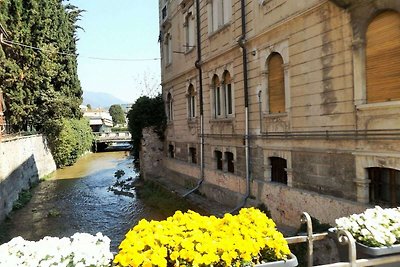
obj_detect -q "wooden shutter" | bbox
[268,53,285,113]
[366,11,400,103]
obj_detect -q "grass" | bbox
[12,189,33,210]
[135,180,202,217]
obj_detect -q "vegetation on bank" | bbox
[0,0,83,133]
[127,94,166,160]
[43,118,93,167]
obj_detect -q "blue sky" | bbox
[69,0,161,103]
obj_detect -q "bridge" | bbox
[93,131,132,152]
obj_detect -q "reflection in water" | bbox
[1,152,164,251]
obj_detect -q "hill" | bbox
[83,91,125,109]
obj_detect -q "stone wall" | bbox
[140,127,164,180]
[0,135,56,221]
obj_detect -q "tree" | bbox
[109,104,125,126]
[0,0,83,132]
[128,94,166,160]
[86,104,92,110]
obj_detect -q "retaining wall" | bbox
[0,135,56,221]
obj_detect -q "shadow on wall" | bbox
[0,154,39,222]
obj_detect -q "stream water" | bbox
[0,152,166,251]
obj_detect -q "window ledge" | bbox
[209,117,234,123]
[187,118,197,124]
[263,112,288,118]
[356,101,400,111]
[184,47,195,55]
[208,23,231,39]
[165,62,172,69]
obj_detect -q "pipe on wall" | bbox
[183,0,204,197]
[232,0,251,212]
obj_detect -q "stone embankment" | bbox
[0,135,56,221]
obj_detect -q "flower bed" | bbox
[114,207,292,267]
[335,206,400,247]
[0,232,113,267]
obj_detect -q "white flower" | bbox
[336,206,400,247]
[0,233,112,267]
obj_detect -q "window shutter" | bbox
[366,11,400,103]
[268,53,285,113]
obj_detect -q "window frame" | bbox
[164,32,172,66]
[267,52,285,114]
[187,84,196,119]
[223,71,233,116]
[209,0,232,33]
[225,151,234,173]
[166,92,173,122]
[168,144,175,158]
[270,157,288,185]
[189,147,197,164]
[215,150,223,170]
[369,167,400,207]
[184,10,195,53]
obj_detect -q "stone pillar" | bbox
[354,178,370,204]
[285,168,293,187]
[352,38,367,106]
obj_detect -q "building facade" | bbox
[158,0,400,226]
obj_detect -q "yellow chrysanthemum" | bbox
[114,208,291,267]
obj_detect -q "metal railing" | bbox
[288,212,400,267]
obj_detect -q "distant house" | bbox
[83,110,113,133]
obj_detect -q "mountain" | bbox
[83,91,125,109]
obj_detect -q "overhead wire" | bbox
[0,34,161,62]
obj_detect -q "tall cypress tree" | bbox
[0,0,83,132]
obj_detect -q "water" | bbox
[0,152,166,251]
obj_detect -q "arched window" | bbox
[366,11,400,103]
[369,167,400,207]
[223,71,233,116]
[167,92,173,121]
[270,157,287,185]
[268,53,285,113]
[212,75,222,118]
[187,84,196,119]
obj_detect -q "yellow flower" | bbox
[114,208,291,267]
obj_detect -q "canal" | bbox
[0,151,179,251]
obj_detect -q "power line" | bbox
[0,34,161,62]
[85,56,160,62]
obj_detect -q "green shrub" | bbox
[44,118,93,167]
[127,94,166,160]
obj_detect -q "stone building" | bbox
[157,0,400,226]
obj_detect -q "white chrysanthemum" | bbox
[0,233,112,267]
[336,206,400,247]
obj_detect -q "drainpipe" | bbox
[258,90,262,133]
[232,0,251,212]
[183,0,204,197]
